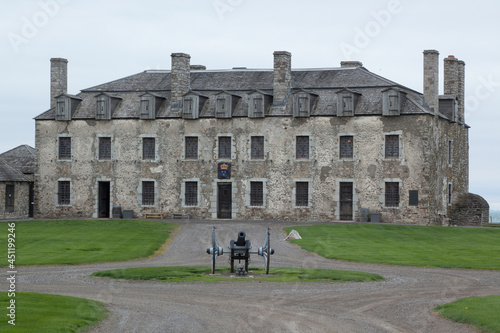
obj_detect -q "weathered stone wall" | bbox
[449,193,489,225]
[35,113,460,224]
[0,182,31,219]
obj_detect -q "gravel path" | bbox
[16,221,500,332]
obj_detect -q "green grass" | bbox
[284,224,500,270]
[0,292,107,333]
[435,296,500,333]
[0,220,178,266]
[92,266,384,283]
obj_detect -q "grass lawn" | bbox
[0,292,107,333]
[92,266,384,283]
[0,220,178,266]
[284,224,500,270]
[434,296,500,333]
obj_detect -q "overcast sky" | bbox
[1,0,499,210]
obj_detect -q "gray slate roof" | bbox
[0,145,36,176]
[0,160,30,182]
[35,67,437,120]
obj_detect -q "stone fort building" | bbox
[34,50,482,224]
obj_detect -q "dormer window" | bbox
[141,99,150,115]
[439,95,458,122]
[382,88,405,116]
[248,90,272,118]
[252,97,263,116]
[140,92,165,119]
[215,91,240,119]
[96,97,109,119]
[184,97,195,118]
[342,95,352,113]
[56,100,67,119]
[293,89,318,118]
[95,93,122,120]
[55,94,82,121]
[182,91,208,120]
[336,89,361,117]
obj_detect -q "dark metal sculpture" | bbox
[206,227,275,275]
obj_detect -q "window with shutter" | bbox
[343,95,353,113]
[253,97,263,116]
[96,99,107,119]
[184,99,193,115]
[216,98,226,116]
[141,99,150,117]
[389,95,399,112]
[56,100,67,120]
[298,96,309,116]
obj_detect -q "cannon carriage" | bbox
[206,227,275,275]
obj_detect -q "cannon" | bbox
[206,227,275,275]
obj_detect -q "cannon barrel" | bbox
[235,231,246,246]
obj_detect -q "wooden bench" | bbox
[144,212,164,219]
[172,213,190,219]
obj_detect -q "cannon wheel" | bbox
[264,228,271,274]
[211,227,218,274]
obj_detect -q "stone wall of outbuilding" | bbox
[449,193,489,226]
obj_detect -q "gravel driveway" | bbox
[17,221,500,332]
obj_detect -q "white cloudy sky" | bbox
[1,0,499,210]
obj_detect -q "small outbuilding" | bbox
[0,145,35,219]
[449,193,490,226]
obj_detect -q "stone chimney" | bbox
[171,53,191,110]
[423,50,439,113]
[273,51,292,106]
[444,55,459,96]
[340,61,363,68]
[50,58,68,108]
[457,60,465,123]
